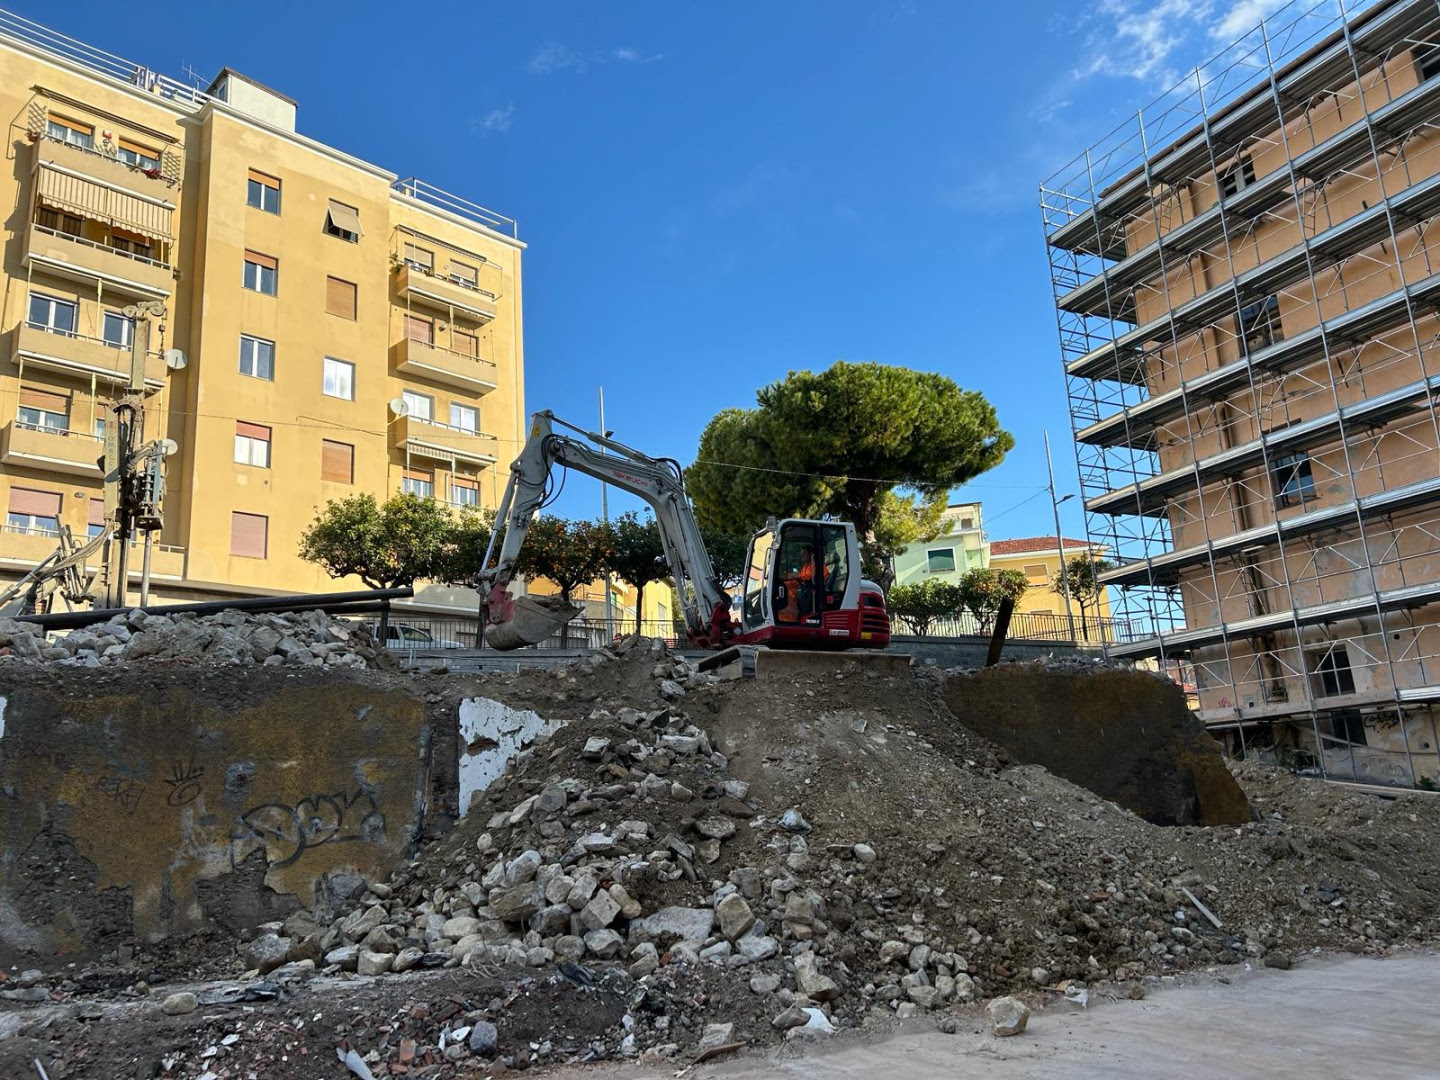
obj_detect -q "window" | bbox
[46,115,93,150]
[247,169,281,214]
[87,498,106,539]
[1417,44,1440,83]
[17,388,69,432]
[27,293,77,335]
[450,403,478,433]
[404,313,434,345]
[403,243,433,272]
[234,421,272,467]
[1271,451,1315,507]
[324,199,362,242]
[1326,709,1367,746]
[323,357,355,401]
[402,467,433,497]
[451,475,479,506]
[1220,157,1256,198]
[93,417,106,439]
[321,439,354,483]
[109,230,153,260]
[116,138,160,172]
[959,516,975,529]
[243,250,278,295]
[449,260,478,288]
[926,548,957,573]
[231,511,268,558]
[103,311,133,350]
[7,487,62,537]
[239,334,275,380]
[452,329,479,358]
[742,530,773,630]
[326,276,356,320]
[402,390,433,421]
[1314,647,1357,697]
[1024,562,1050,584]
[1240,294,1282,352]
[35,206,83,236]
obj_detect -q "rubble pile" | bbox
[0,609,384,669]
[227,641,1440,1073]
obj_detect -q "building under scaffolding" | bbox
[1041,0,1440,787]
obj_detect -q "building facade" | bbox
[0,13,524,608]
[987,536,1110,623]
[1043,0,1440,786]
[892,501,987,586]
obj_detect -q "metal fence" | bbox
[367,609,1133,655]
[890,610,1135,644]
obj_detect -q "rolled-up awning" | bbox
[37,162,173,242]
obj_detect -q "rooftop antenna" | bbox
[181,62,206,89]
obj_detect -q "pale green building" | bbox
[892,502,989,586]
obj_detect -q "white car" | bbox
[368,622,467,650]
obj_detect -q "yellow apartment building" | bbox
[0,12,523,610]
[987,536,1112,629]
[1044,0,1440,786]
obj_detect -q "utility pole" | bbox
[1045,430,1078,642]
[599,386,614,641]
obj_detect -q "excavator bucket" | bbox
[485,595,584,650]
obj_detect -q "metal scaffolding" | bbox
[1041,0,1440,787]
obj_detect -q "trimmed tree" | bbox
[298,493,453,589]
[1052,553,1117,641]
[700,525,750,591]
[957,567,1030,634]
[887,578,961,637]
[432,506,496,585]
[518,516,614,646]
[686,362,1012,585]
[604,512,668,634]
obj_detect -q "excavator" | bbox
[477,412,893,654]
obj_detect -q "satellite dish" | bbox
[160,439,178,456]
[164,349,187,370]
[122,305,139,318]
[389,397,410,417]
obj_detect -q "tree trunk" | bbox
[559,586,571,649]
[635,580,646,636]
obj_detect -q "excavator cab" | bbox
[735,519,890,649]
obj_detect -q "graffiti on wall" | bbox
[229,790,387,869]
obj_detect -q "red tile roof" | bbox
[989,536,1092,556]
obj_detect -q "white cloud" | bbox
[1081,0,1212,84]
[528,43,663,75]
[1209,0,1294,39]
[472,103,515,135]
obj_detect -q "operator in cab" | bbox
[776,541,816,623]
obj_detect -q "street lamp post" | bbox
[1045,430,1078,641]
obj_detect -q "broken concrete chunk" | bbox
[715,893,756,942]
[987,995,1031,1037]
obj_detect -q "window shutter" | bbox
[404,467,432,484]
[452,330,478,358]
[326,199,363,236]
[235,420,271,441]
[404,314,433,343]
[18,388,69,413]
[244,249,278,270]
[321,439,353,483]
[403,242,432,269]
[453,475,478,492]
[231,512,268,558]
[88,498,106,527]
[450,261,478,286]
[49,114,93,135]
[9,488,62,516]
[119,137,156,157]
[326,276,356,318]
[248,169,279,189]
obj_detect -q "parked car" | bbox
[366,622,467,650]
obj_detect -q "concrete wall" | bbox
[0,668,430,962]
[890,635,1104,669]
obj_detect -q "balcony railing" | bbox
[3,523,61,539]
[890,610,1138,645]
[31,223,171,271]
[30,128,180,186]
[391,177,518,238]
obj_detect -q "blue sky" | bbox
[35,0,1305,540]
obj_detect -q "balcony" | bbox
[390,336,497,395]
[14,322,166,390]
[24,224,173,299]
[0,526,185,580]
[394,264,498,321]
[392,415,498,467]
[2,421,103,477]
[32,134,179,199]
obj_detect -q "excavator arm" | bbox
[478,411,733,649]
